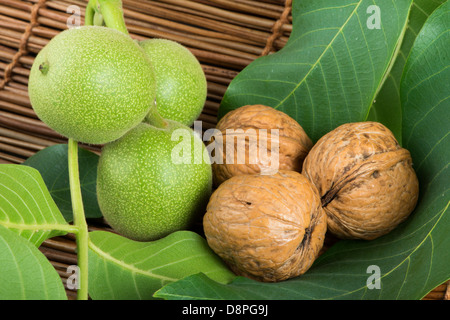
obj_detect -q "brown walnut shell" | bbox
[302,122,419,240]
[203,170,327,282]
[210,105,313,186]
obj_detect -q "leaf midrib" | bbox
[0,221,74,233]
[88,239,180,282]
[273,0,363,110]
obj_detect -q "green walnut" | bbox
[140,39,207,126]
[28,26,156,144]
[97,119,212,241]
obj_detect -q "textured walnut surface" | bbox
[203,170,326,282]
[302,122,419,240]
[211,105,312,186]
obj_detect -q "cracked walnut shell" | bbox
[211,105,313,186]
[302,122,419,240]
[203,170,327,282]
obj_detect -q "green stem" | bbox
[93,11,105,27]
[84,0,96,26]
[68,138,89,300]
[85,0,128,34]
[145,103,169,129]
[75,0,128,301]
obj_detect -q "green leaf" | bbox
[23,144,102,222]
[157,204,449,300]
[88,230,236,300]
[153,1,450,300]
[368,0,446,143]
[0,225,67,299]
[400,0,450,294]
[0,164,69,247]
[219,0,413,142]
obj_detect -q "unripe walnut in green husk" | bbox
[302,122,419,240]
[139,39,207,127]
[28,26,156,145]
[203,170,327,282]
[97,121,212,242]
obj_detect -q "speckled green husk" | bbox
[140,39,207,126]
[28,26,156,144]
[97,121,212,241]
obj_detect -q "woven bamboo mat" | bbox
[0,0,447,300]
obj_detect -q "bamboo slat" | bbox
[0,0,447,301]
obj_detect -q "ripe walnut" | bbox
[302,122,419,240]
[203,170,327,282]
[211,105,313,186]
